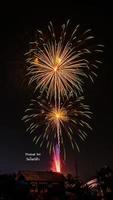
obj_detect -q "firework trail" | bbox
[51,145,61,172]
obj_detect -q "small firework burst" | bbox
[22,95,92,159]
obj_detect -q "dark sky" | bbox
[0,2,113,182]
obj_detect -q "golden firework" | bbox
[22,96,92,157]
[26,21,103,100]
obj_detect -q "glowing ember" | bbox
[51,145,61,173]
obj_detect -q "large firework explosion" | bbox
[26,20,102,101]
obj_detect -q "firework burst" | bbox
[26,20,103,100]
[22,95,92,159]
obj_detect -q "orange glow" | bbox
[48,107,68,124]
[54,67,58,72]
[34,57,39,64]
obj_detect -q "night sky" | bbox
[0,3,113,182]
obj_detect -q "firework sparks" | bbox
[26,20,103,100]
[22,95,92,159]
